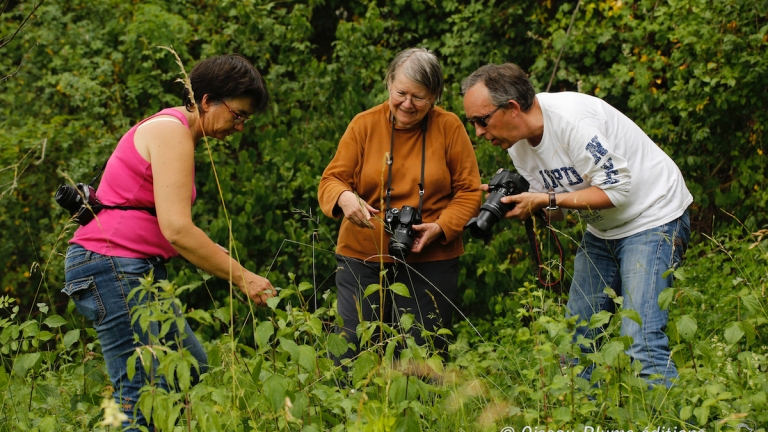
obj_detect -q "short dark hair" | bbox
[461,63,536,112]
[385,48,444,104]
[183,54,269,114]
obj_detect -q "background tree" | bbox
[0,0,765,319]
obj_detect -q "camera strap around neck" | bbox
[385,115,428,217]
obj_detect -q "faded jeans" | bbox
[63,244,207,430]
[567,211,690,386]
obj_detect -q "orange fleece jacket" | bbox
[318,102,481,263]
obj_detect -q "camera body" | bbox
[385,205,421,259]
[55,183,102,226]
[465,168,530,241]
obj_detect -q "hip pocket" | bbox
[62,276,106,325]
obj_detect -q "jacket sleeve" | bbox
[318,120,361,219]
[435,116,482,243]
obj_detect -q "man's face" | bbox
[463,83,518,150]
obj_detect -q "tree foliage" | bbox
[0,0,766,318]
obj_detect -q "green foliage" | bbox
[1,0,768,430]
[1,211,767,430]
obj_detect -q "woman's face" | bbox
[204,95,254,140]
[388,74,433,129]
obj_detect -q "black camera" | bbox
[55,183,102,226]
[385,205,421,259]
[465,168,530,242]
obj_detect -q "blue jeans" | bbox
[63,244,208,430]
[566,211,690,386]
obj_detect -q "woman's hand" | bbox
[338,190,379,229]
[238,272,276,305]
[411,222,443,253]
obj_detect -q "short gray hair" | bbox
[385,48,444,104]
[461,63,536,112]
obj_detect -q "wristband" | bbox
[545,188,559,211]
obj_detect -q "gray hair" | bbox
[461,63,536,112]
[385,48,444,104]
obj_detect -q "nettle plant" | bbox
[116,270,463,431]
[2,219,767,431]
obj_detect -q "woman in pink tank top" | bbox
[61,54,273,431]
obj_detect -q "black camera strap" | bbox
[385,115,428,218]
[525,211,565,289]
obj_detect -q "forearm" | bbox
[550,186,615,211]
[165,223,252,287]
[504,186,615,221]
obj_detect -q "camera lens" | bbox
[389,227,414,259]
[54,184,83,214]
[464,191,511,240]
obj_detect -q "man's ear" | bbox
[507,100,521,117]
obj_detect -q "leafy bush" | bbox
[1,0,767,430]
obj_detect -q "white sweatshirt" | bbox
[508,92,692,239]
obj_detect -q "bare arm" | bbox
[491,185,614,221]
[138,121,274,304]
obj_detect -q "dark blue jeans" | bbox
[63,244,207,430]
[567,211,690,386]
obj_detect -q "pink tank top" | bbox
[71,108,196,259]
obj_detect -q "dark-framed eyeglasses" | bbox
[389,89,432,107]
[222,100,251,124]
[467,106,502,128]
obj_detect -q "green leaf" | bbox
[327,333,350,358]
[279,338,300,360]
[12,353,40,377]
[675,315,698,341]
[297,281,314,292]
[363,284,381,299]
[263,374,289,411]
[693,405,710,425]
[552,406,572,424]
[400,313,414,331]
[589,310,613,329]
[256,320,275,351]
[602,340,625,367]
[266,296,281,309]
[38,416,57,432]
[43,315,67,328]
[680,405,693,421]
[37,331,55,342]
[724,321,745,345]
[127,352,138,381]
[619,309,642,326]
[352,351,378,386]
[389,283,411,298]
[658,287,675,310]
[740,294,762,313]
[298,345,317,372]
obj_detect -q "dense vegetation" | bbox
[0,0,766,430]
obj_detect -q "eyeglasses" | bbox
[222,101,251,124]
[389,90,432,107]
[467,106,502,128]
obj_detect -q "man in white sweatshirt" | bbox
[462,63,692,386]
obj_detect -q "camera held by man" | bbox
[464,168,529,242]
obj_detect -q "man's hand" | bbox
[500,192,548,220]
[338,190,379,229]
[411,222,443,253]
